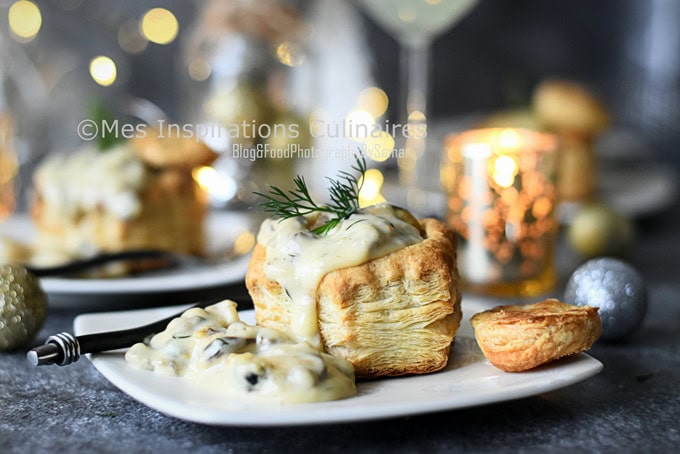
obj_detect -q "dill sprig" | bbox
[254,155,367,235]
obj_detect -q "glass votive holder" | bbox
[441,128,559,297]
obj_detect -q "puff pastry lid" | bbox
[470,299,601,372]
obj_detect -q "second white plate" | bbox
[0,211,254,306]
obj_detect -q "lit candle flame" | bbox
[492,155,518,188]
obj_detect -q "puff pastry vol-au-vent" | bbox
[29,133,216,269]
[470,299,602,372]
[246,203,462,378]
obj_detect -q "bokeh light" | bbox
[492,155,518,188]
[188,59,211,81]
[8,1,42,42]
[397,3,417,22]
[140,8,179,45]
[192,166,237,203]
[408,110,426,122]
[407,110,427,139]
[498,128,521,149]
[233,231,256,256]
[275,42,305,67]
[358,87,389,118]
[364,131,395,162]
[89,56,117,86]
[359,168,386,207]
[118,19,148,54]
[345,110,375,142]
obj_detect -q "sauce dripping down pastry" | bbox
[255,203,424,348]
[248,204,463,378]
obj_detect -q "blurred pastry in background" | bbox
[29,133,216,269]
[478,108,544,131]
[533,79,610,202]
[0,235,31,264]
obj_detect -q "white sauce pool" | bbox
[125,301,356,403]
[126,204,422,403]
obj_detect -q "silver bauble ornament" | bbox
[564,258,647,341]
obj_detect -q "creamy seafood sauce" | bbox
[256,203,424,347]
[126,204,421,403]
[125,301,356,403]
[34,144,147,220]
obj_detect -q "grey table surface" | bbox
[2,202,680,454]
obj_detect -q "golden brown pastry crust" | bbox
[470,299,601,372]
[246,218,462,378]
[477,108,545,131]
[130,131,217,169]
[533,80,609,136]
[31,169,206,259]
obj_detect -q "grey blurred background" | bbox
[2,0,680,166]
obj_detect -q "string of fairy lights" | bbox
[5,1,396,205]
[7,1,180,86]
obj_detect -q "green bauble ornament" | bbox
[568,203,634,258]
[0,264,48,351]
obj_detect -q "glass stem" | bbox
[401,39,431,120]
[398,39,434,212]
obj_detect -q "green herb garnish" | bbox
[254,154,367,235]
[88,99,124,151]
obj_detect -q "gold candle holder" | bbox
[441,128,559,297]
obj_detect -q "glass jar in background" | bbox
[0,113,17,220]
[183,0,310,208]
[441,128,559,298]
[0,31,50,215]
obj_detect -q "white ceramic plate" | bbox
[74,296,603,426]
[0,211,253,300]
[598,165,677,218]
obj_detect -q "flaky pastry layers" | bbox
[470,299,601,372]
[31,135,216,265]
[32,169,206,258]
[246,218,462,378]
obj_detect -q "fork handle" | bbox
[27,298,221,366]
[24,250,178,277]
